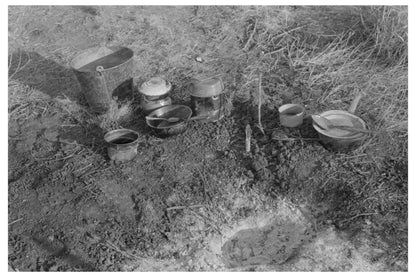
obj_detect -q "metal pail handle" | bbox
[96,66,110,101]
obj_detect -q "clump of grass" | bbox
[52,92,136,133]
[8,81,53,124]
[95,99,134,132]
[8,50,31,81]
[358,6,408,66]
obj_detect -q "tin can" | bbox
[104,129,139,162]
[278,104,305,127]
[189,76,225,122]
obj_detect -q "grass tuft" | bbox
[95,99,135,132]
[358,6,408,66]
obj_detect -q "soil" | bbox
[8,6,407,272]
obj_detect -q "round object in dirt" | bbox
[145,105,192,137]
[221,219,313,268]
[278,103,305,127]
[104,129,139,161]
[71,46,134,113]
[312,110,367,151]
[138,77,173,114]
[188,76,226,122]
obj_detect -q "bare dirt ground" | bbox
[8,6,407,271]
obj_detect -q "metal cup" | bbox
[278,104,306,127]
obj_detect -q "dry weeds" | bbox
[94,99,135,132]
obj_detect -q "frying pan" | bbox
[312,93,368,151]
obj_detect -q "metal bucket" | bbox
[104,129,139,162]
[71,46,134,113]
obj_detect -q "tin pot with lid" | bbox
[188,76,226,123]
[138,77,172,114]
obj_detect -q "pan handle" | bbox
[348,92,363,114]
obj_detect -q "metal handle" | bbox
[348,92,363,114]
[96,66,110,101]
[219,78,224,91]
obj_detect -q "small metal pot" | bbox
[104,129,139,161]
[145,105,193,137]
[278,104,306,127]
[139,77,172,114]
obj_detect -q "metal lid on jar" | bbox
[189,77,224,97]
[139,77,172,97]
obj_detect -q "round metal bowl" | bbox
[312,110,367,151]
[145,105,192,137]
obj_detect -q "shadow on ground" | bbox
[58,123,108,158]
[8,50,82,102]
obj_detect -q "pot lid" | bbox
[139,77,172,96]
[189,77,224,97]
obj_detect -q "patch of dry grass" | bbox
[358,6,408,66]
[8,82,53,124]
[53,93,136,132]
[94,99,135,132]
[236,6,407,147]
